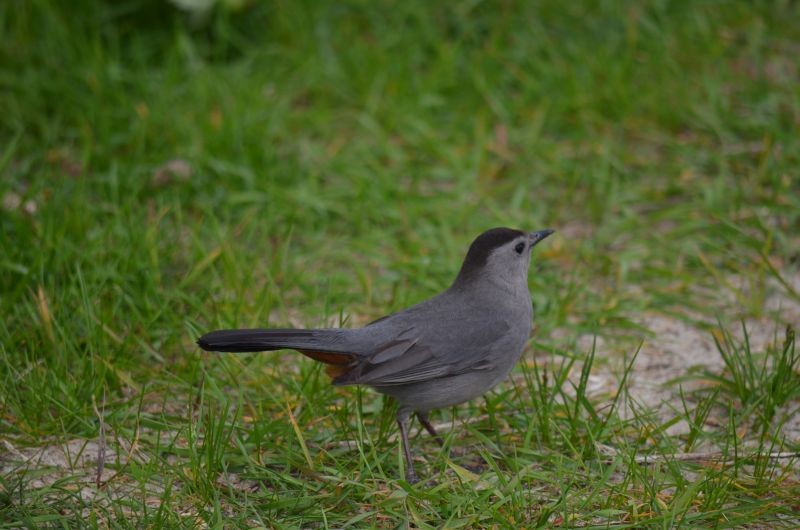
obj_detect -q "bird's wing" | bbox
[333,317,511,386]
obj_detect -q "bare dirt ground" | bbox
[627,274,799,441]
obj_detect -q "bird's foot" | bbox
[405,469,420,484]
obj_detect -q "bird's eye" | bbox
[514,242,525,254]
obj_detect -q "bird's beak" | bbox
[528,229,555,248]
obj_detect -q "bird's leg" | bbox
[416,412,444,447]
[396,411,419,483]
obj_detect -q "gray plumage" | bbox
[198,227,554,482]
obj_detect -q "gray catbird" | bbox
[198,227,553,482]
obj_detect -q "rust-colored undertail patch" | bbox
[325,364,350,378]
[298,350,355,379]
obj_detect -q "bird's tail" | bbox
[196,328,357,376]
[197,328,325,353]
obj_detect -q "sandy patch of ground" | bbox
[575,272,800,442]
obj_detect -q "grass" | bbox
[1,0,800,527]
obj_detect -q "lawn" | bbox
[1,0,799,527]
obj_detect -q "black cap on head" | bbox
[455,227,525,281]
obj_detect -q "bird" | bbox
[197,227,554,483]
